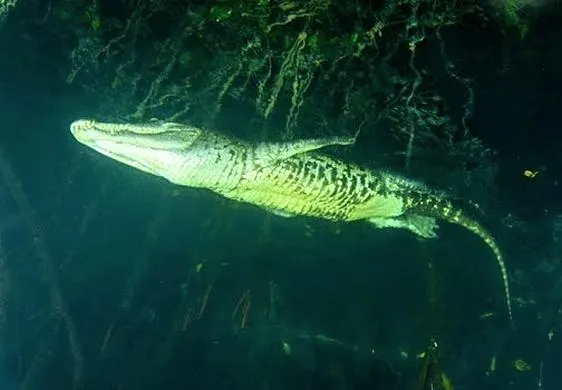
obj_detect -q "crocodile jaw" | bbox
[70,119,200,179]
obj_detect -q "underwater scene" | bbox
[0,0,561,389]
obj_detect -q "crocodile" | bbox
[70,118,513,323]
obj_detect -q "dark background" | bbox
[0,1,561,389]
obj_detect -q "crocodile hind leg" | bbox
[367,214,439,239]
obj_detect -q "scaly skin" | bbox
[70,119,513,324]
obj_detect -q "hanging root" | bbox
[0,150,84,387]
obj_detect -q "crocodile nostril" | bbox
[70,119,95,133]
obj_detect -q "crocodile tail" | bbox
[412,194,513,325]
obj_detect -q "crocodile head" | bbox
[70,119,202,177]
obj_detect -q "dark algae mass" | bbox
[0,0,561,389]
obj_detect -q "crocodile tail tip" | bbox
[448,210,514,326]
